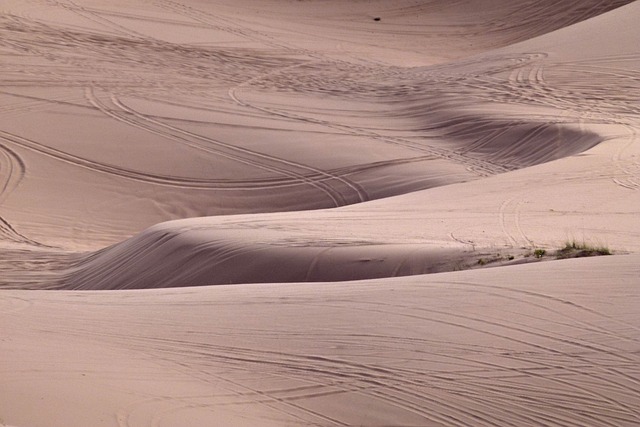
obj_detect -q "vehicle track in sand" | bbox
[520,57,640,192]
[107,92,369,204]
[229,71,512,179]
[44,276,640,426]
[158,0,519,179]
[0,141,50,246]
[612,124,640,191]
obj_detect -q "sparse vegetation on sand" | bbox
[555,240,612,259]
[470,240,613,272]
[534,249,546,258]
[523,241,612,261]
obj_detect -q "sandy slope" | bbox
[2,255,640,427]
[1,0,640,426]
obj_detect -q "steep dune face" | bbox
[54,1,640,290]
[61,218,485,290]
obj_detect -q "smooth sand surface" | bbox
[1,0,639,425]
[2,256,640,426]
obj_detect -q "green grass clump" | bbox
[533,249,546,258]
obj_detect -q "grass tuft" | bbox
[533,249,546,258]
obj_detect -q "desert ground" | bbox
[1,0,639,426]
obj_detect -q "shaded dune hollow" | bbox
[64,228,464,290]
[61,119,605,290]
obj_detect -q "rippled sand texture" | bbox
[1,0,640,426]
[3,257,640,427]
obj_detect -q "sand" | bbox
[1,0,639,425]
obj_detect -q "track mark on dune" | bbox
[112,335,495,426]
[83,87,368,205]
[447,280,640,344]
[66,318,496,426]
[155,0,308,54]
[0,129,230,190]
[0,122,355,203]
[449,232,476,249]
[612,124,640,190]
[229,69,511,178]
[0,142,25,205]
[112,349,352,426]
[56,0,150,40]
[110,321,626,426]
[55,276,640,427]
[499,197,533,248]
[326,297,640,425]
[0,143,48,246]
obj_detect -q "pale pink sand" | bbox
[1,0,639,425]
[50,0,640,289]
[2,255,640,426]
[0,0,634,249]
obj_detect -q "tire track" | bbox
[0,293,32,315]
[443,280,640,348]
[320,299,640,425]
[229,72,512,178]
[107,91,369,204]
[56,0,151,40]
[71,309,632,426]
[0,125,359,199]
[154,0,313,55]
[499,195,535,249]
[144,328,636,426]
[0,129,251,190]
[101,333,513,426]
[48,283,640,427]
[88,87,364,204]
[58,319,499,426]
[161,0,516,178]
[0,142,48,246]
[612,124,640,190]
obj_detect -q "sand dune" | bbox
[37,0,640,289]
[1,0,639,425]
[0,0,634,248]
[3,255,640,426]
